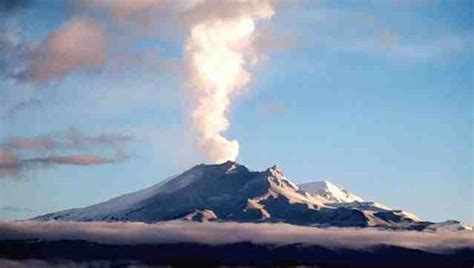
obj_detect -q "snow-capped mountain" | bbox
[298,180,364,203]
[34,161,469,231]
[298,180,421,223]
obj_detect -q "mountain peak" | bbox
[265,164,284,176]
[34,162,469,231]
[298,180,364,203]
[197,160,235,168]
[192,161,247,174]
[221,160,236,166]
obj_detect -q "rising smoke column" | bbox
[185,0,274,163]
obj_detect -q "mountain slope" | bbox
[299,180,364,203]
[33,161,468,231]
[298,180,421,223]
[36,162,335,225]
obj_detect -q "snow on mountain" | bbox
[182,209,218,222]
[423,220,473,232]
[298,180,364,203]
[33,161,469,231]
[36,174,178,221]
[297,180,421,223]
[326,202,421,222]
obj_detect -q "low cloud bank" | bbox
[0,221,472,253]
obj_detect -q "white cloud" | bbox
[0,221,472,252]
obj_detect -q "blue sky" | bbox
[0,0,472,223]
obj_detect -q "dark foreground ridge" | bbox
[0,239,473,268]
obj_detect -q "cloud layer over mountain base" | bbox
[0,220,472,249]
[0,221,473,267]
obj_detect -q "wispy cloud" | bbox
[0,221,472,252]
[301,7,472,62]
[2,129,131,151]
[83,0,168,22]
[0,130,132,179]
[4,136,57,151]
[334,31,472,61]
[0,149,19,178]
[0,206,33,213]
[256,99,285,119]
[27,155,116,166]
[1,98,41,120]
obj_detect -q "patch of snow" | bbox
[424,220,473,232]
[298,180,364,203]
[394,210,421,222]
[39,174,180,221]
[183,209,217,222]
[265,170,326,208]
[156,168,204,193]
[327,201,391,211]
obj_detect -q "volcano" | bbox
[34,161,471,231]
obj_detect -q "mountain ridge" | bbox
[33,161,471,231]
